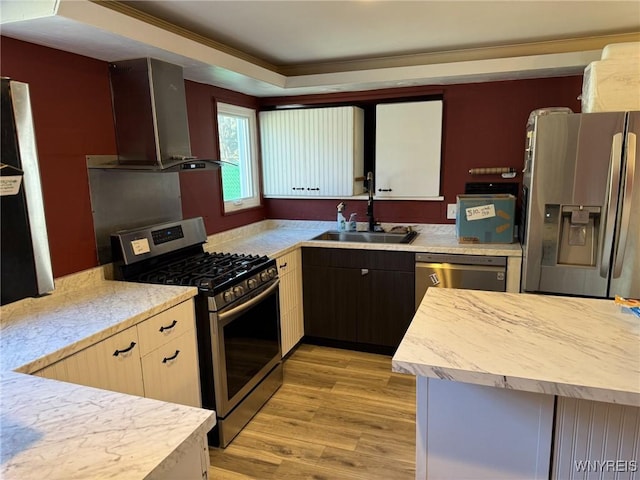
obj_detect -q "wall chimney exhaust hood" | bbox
[88,57,218,172]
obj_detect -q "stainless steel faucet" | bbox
[366,171,375,231]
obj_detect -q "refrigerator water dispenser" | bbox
[558,206,601,266]
[542,204,601,267]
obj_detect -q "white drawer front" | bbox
[35,326,144,397]
[141,330,202,408]
[137,300,196,356]
[276,250,299,277]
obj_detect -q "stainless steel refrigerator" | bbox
[1,78,54,305]
[521,109,638,298]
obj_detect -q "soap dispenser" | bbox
[337,202,347,231]
[348,213,357,232]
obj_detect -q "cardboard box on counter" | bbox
[456,194,516,244]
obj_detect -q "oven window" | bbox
[223,289,280,399]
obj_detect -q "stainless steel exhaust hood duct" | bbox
[87,58,219,264]
[103,57,217,171]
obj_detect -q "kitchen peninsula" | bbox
[393,288,640,480]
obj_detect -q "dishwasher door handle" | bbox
[416,262,506,274]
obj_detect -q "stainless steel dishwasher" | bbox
[415,253,507,309]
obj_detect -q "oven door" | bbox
[211,279,281,417]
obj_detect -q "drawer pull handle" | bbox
[113,342,136,357]
[279,262,288,269]
[378,188,393,192]
[162,350,181,363]
[159,319,178,333]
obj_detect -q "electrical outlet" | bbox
[447,204,457,220]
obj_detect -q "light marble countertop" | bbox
[1,370,214,480]
[0,271,215,480]
[204,220,523,258]
[1,279,198,374]
[392,288,640,407]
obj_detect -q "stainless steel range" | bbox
[111,217,283,448]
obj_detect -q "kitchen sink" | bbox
[311,230,418,244]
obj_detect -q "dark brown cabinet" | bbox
[302,247,415,352]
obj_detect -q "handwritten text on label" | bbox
[466,204,496,221]
[131,238,151,256]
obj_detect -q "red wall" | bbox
[441,77,582,221]
[0,37,116,277]
[0,36,583,277]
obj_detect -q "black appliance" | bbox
[111,217,282,448]
[464,182,519,197]
[1,78,54,305]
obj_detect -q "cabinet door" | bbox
[37,326,144,397]
[358,268,415,348]
[551,398,640,479]
[33,359,70,381]
[277,249,304,355]
[303,264,360,342]
[302,247,415,349]
[375,100,443,198]
[141,329,202,407]
[260,106,364,197]
[154,433,210,480]
[260,109,308,196]
[420,378,553,479]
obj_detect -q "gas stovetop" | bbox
[129,251,273,293]
[111,218,278,309]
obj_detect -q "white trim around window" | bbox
[217,102,261,213]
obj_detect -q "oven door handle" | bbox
[218,279,280,322]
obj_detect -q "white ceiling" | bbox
[1,0,639,96]
[121,0,640,67]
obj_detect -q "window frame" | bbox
[216,102,261,213]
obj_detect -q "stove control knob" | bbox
[247,278,258,289]
[260,271,269,281]
[233,286,245,297]
[268,267,277,279]
[223,290,235,302]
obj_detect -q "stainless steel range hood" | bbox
[90,57,217,172]
[87,58,221,264]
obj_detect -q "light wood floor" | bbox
[209,343,416,480]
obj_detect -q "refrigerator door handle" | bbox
[600,133,623,278]
[612,132,636,278]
